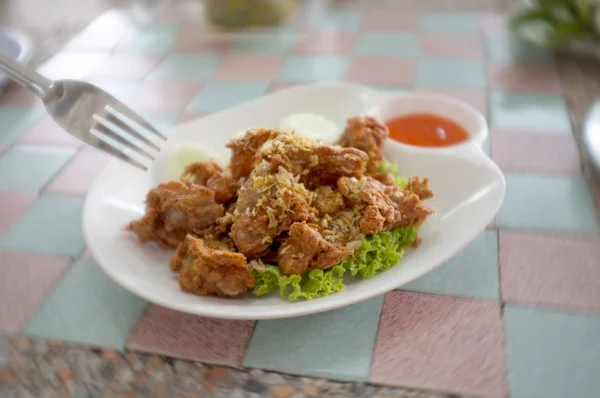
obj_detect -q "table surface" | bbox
[1,1,600,397]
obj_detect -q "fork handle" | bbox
[0,50,52,99]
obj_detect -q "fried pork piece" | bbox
[182,161,237,204]
[226,128,282,180]
[338,175,434,234]
[338,176,401,232]
[230,161,317,258]
[406,177,434,200]
[262,133,368,187]
[170,235,254,298]
[372,172,396,187]
[126,181,225,248]
[277,222,354,275]
[339,116,389,171]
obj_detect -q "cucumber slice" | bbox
[160,143,224,182]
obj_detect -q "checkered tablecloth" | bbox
[0,7,599,398]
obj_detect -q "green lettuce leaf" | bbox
[251,226,417,301]
[338,226,417,279]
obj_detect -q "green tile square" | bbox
[229,36,295,53]
[319,10,364,31]
[490,91,571,132]
[0,194,85,256]
[243,296,384,381]
[139,113,179,132]
[355,33,418,58]
[486,36,554,62]
[186,82,269,113]
[504,305,600,398]
[0,107,45,146]
[26,258,148,349]
[277,55,349,83]
[402,230,499,300]
[116,25,178,53]
[420,12,480,34]
[148,54,221,80]
[416,59,486,88]
[497,174,600,235]
[0,146,76,192]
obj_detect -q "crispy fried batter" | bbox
[261,134,368,187]
[170,235,254,298]
[372,172,396,187]
[277,222,354,275]
[314,186,345,215]
[126,181,225,248]
[406,177,434,200]
[230,161,316,258]
[226,128,282,180]
[339,116,389,171]
[182,161,238,204]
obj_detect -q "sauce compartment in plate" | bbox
[368,92,488,150]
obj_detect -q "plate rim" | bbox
[82,82,506,320]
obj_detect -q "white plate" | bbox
[83,82,506,320]
[0,29,34,88]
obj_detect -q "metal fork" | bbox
[0,51,166,171]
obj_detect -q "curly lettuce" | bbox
[252,226,417,301]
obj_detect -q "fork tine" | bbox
[91,129,149,171]
[105,104,167,141]
[93,118,155,161]
[105,109,161,152]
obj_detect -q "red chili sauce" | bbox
[385,113,470,147]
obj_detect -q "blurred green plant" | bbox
[205,0,296,28]
[510,0,600,49]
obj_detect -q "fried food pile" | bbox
[126,116,434,298]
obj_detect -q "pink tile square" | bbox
[213,54,285,80]
[414,88,487,117]
[371,291,506,397]
[90,54,163,80]
[0,192,36,235]
[491,130,581,175]
[268,82,300,93]
[479,12,509,36]
[128,305,255,367]
[46,150,112,195]
[488,62,562,94]
[19,116,82,147]
[176,28,230,53]
[0,253,69,332]
[0,85,44,108]
[347,58,415,85]
[419,35,483,58]
[363,11,419,31]
[64,10,135,51]
[127,81,202,113]
[500,231,600,311]
[293,32,357,54]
